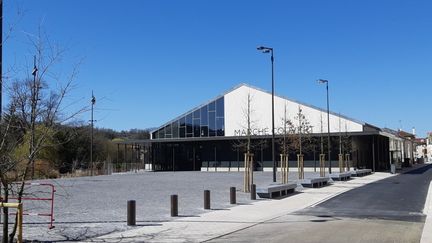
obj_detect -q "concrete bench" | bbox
[329,172,351,181]
[350,169,372,177]
[256,183,297,199]
[300,177,329,188]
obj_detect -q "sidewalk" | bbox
[421,163,432,243]
[91,171,399,243]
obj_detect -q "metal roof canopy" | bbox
[117,130,381,145]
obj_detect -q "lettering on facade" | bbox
[234,127,290,136]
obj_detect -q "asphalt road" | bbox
[208,165,432,243]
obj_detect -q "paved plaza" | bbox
[7,165,432,242]
[21,170,317,241]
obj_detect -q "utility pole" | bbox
[90,91,96,176]
[30,56,38,178]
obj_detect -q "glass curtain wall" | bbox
[152,97,225,139]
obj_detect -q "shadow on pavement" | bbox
[403,164,432,175]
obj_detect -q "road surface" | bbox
[207,165,432,243]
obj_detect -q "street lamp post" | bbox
[257,46,276,182]
[318,79,332,174]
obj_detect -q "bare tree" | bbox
[278,102,295,183]
[232,92,265,192]
[342,121,352,171]
[319,112,326,177]
[290,106,313,179]
[0,28,84,242]
[338,114,344,172]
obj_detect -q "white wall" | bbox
[224,85,364,137]
[417,144,432,162]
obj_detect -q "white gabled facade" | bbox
[150,83,370,140]
[224,84,364,137]
[144,83,400,172]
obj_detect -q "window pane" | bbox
[209,111,216,136]
[201,126,209,137]
[152,131,158,139]
[193,109,200,119]
[193,118,200,137]
[186,113,193,134]
[216,117,224,136]
[201,105,208,125]
[216,97,224,117]
[179,127,185,138]
[165,125,172,138]
[180,116,186,127]
[159,128,165,139]
[209,101,216,111]
[172,121,179,138]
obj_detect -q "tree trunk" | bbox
[2,185,8,243]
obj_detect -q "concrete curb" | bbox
[420,180,432,243]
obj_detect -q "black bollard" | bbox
[250,184,256,200]
[127,200,136,226]
[204,190,211,209]
[230,187,236,204]
[171,195,178,217]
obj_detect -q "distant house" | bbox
[416,133,432,163]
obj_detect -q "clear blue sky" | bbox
[4,0,432,137]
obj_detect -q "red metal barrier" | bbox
[0,182,56,229]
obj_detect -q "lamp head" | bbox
[317,79,328,84]
[257,46,273,53]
